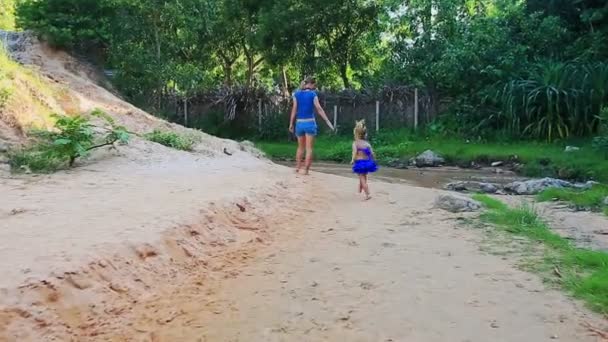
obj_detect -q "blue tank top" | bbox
[293,89,317,120]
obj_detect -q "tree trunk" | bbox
[224,63,233,86]
[340,64,350,89]
[246,54,254,88]
[282,66,290,96]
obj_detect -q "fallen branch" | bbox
[582,321,608,340]
[553,266,562,278]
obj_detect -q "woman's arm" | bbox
[351,142,357,164]
[289,98,297,133]
[313,97,334,131]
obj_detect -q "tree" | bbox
[308,0,380,88]
[17,0,116,51]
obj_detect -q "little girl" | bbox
[351,120,378,200]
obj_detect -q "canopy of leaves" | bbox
[12,0,608,141]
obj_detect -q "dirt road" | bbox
[1,154,605,341]
[97,173,602,342]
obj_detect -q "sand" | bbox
[1,167,607,341]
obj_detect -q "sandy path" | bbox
[95,174,604,342]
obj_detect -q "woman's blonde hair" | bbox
[354,119,366,140]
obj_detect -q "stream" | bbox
[278,161,525,189]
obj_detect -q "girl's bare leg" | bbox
[304,135,315,175]
[295,136,305,173]
[362,174,371,200]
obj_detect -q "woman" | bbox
[289,77,334,174]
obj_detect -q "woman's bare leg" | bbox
[295,136,305,173]
[304,135,315,175]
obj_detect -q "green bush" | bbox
[16,0,115,49]
[496,62,608,142]
[8,146,65,173]
[144,130,194,151]
[9,110,130,172]
[593,107,608,159]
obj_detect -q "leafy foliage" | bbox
[593,107,608,158]
[144,130,194,151]
[16,0,116,50]
[15,0,608,141]
[9,111,130,172]
[495,63,608,141]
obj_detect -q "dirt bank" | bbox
[0,144,308,340]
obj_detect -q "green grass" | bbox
[256,130,608,182]
[473,194,608,314]
[537,184,608,214]
[8,145,66,173]
[144,130,195,151]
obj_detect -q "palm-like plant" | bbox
[496,61,608,141]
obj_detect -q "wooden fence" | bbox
[161,87,437,137]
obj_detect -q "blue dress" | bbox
[352,146,378,175]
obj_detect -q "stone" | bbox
[387,159,409,169]
[445,181,501,194]
[572,181,599,190]
[490,161,503,167]
[0,142,8,153]
[413,150,444,167]
[435,194,481,213]
[504,178,573,195]
[603,196,608,206]
[479,183,499,194]
[445,181,467,192]
[564,146,580,152]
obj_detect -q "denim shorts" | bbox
[295,120,318,137]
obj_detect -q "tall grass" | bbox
[474,195,608,313]
[537,184,608,214]
[497,62,608,142]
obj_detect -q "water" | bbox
[278,161,525,189]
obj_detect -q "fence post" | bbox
[333,105,338,132]
[375,101,380,132]
[414,88,419,130]
[258,99,262,132]
[183,98,188,127]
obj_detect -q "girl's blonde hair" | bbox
[354,119,366,140]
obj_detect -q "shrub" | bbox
[593,107,608,159]
[144,130,194,151]
[9,110,130,172]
